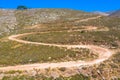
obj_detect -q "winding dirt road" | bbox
[0,16,114,72]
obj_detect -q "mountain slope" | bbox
[93,11,109,16]
[0,9,97,36]
[109,9,120,17]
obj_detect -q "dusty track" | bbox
[0,16,113,71]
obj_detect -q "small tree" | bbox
[17,5,27,10]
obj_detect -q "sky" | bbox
[0,0,120,12]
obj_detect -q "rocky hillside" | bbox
[0,9,96,36]
[0,9,17,36]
